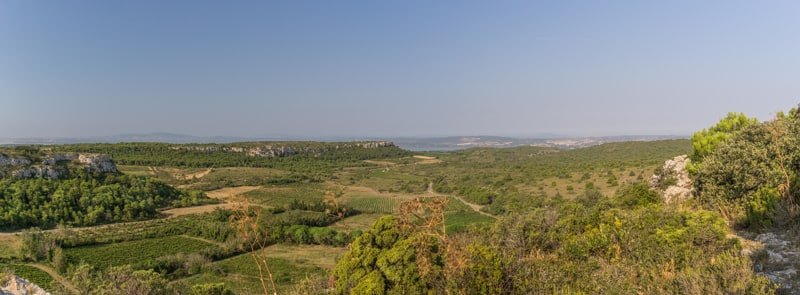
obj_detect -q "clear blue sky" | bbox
[1,1,799,139]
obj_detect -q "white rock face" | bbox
[40,154,78,165]
[12,167,64,179]
[78,154,117,173]
[0,275,50,295]
[649,155,693,204]
[2,153,117,180]
[0,154,31,166]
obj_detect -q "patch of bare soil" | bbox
[413,155,442,165]
[175,169,212,180]
[363,160,397,166]
[160,203,236,217]
[205,186,260,200]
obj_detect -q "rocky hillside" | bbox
[0,153,117,180]
[649,155,693,204]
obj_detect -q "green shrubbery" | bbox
[0,170,213,229]
[332,184,775,294]
[693,105,800,228]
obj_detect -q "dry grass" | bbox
[160,203,236,217]
[261,244,348,269]
[205,186,261,199]
[0,233,18,259]
[328,213,386,231]
[413,155,443,165]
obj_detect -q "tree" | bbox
[332,215,431,295]
[688,112,757,173]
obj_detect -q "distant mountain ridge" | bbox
[0,133,688,150]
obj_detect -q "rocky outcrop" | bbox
[345,141,395,149]
[738,231,800,294]
[247,146,297,157]
[0,275,50,295]
[40,154,78,165]
[1,153,117,180]
[78,154,117,173]
[0,154,31,166]
[12,167,65,179]
[649,155,693,204]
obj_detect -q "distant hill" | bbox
[0,133,689,151]
[392,135,689,151]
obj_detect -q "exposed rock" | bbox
[3,153,117,180]
[739,231,800,294]
[13,167,64,179]
[649,155,693,204]
[0,275,50,295]
[247,146,296,157]
[0,154,31,167]
[41,154,78,166]
[78,154,117,173]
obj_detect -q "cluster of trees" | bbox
[0,170,210,229]
[692,107,800,227]
[52,264,235,295]
[47,142,411,172]
[330,184,774,294]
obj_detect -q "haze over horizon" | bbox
[2,1,799,139]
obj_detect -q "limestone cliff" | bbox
[0,153,117,180]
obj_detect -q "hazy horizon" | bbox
[2,1,799,139]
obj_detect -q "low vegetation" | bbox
[2,121,795,295]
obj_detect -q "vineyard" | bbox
[341,195,408,214]
[64,236,217,268]
[4,264,53,290]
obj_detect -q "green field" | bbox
[185,248,332,294]
[2,265,54,290]
[64,236,217,268]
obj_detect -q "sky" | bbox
[1,1,799,139]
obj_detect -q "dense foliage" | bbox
[693,106,800,227]
[332,185,775,294]
[0,170,210,229]
[47,142,411,171]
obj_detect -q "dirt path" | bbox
[425,182,496,219]
[24,263,79,294]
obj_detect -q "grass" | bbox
[64,236,217,268]
[2,264,54,291]
[341,194,405,214]
[0,234,17,259]
[328,213,386,231]
[118,165,290,190]
[445,211,495,233]
[243,185,327,208]
[186,248,332,294]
